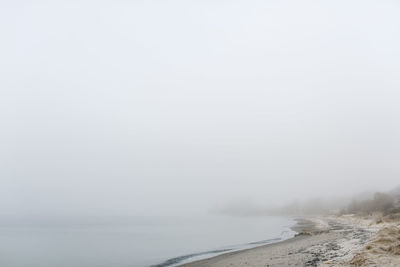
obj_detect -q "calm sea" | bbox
[0,215,295,267]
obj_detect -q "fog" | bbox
[1,0,400,218]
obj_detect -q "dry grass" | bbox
[350,223,400,266]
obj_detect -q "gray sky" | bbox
[1,0,400,217]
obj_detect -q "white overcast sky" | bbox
[1,0,400,216]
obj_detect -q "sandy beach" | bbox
[180,215,400,267]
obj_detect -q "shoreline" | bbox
[152,217,297,267]
[177,217,323,267]
[178,215,393,267]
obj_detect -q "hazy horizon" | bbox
[2,0,400,218]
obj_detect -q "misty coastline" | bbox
[178,187,400,266]
[3,0,400,266]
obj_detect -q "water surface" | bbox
[0,215,295,267]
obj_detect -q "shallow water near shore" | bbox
[0,215,295,267]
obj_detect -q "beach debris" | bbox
[295,230,312,237]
